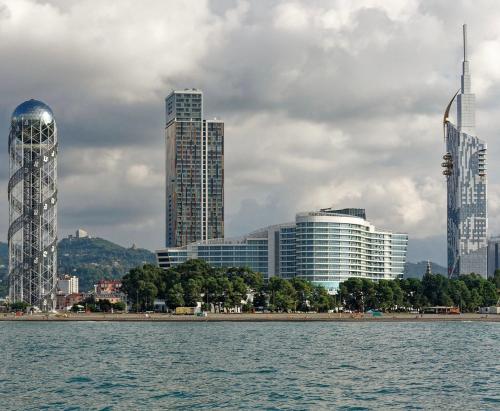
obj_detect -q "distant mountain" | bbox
[58,237,156,291]
[0,237,156,296]
[404,261,447,279]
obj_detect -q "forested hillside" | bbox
[404,261,448,279]
[58,237,156,291]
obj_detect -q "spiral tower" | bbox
[8,99,58,310]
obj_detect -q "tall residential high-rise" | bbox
[443,25,487,278]
[8,99,58,310]
[165,89,224,247]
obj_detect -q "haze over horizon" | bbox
[3,0,500,265]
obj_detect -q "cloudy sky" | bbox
[1,0,500,264]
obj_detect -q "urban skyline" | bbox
[1,4,499,411]
[2,2,500,266]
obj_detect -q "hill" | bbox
[58,237,156,291]
[404,261,447,279]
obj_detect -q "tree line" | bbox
[339,272,499,312]
[122,260,500,313]
[121,260,333,312]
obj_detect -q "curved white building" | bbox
[294,209,407,291]
[157,208,407,292]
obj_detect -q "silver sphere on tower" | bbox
[8,99,58,311]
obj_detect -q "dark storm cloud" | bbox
[0,0,499,265]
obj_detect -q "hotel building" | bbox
[156,208,408,293]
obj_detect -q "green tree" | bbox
[361,278,377,310]
[122,264,163,309]
[229,276,248,309]
[98,299,112,312]
[421,274,451,306]
[310,285,331,312]
[290,277,313,311]
[10,301,30,311]
[339,278,364,311]
[273,280,297,312]
[166,283,185,308]
[184,278,202,307]
[449,280,471,310]
[492,269,500,290]
[481,281,498,306]
[376,280,394,311]
[113,301,126,311]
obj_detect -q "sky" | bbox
[1,0,500,265]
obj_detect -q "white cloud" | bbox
[0,0,499,265]
[126,164,161,187]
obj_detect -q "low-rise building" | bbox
[56,292,87,310]
[156,208,408,293]
[95,279,122,294]
[94,279,126,305]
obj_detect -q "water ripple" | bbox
[0,322,498,410]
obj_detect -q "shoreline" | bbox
[1,313,499,322]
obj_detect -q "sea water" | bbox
[0,321,499,410]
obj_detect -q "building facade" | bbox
[165,89,224,248]
[94,279,125,304]
[57,275,79,295]
[8,99,58,310]
[156,208,408,293]
[487,236,500,278]
[443,25,487,278]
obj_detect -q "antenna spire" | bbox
[463,24,468,62]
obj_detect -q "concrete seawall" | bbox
[1,313,499,322]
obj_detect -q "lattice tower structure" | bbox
[8,99,58,310]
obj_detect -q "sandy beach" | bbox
[1,312,499,322]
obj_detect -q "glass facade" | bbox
[445,26,488,278]
[294,212,407,293]
[204,120,224,240]
[158,234,268,276]
[446,125,487,277]
[165,90,224,247]
[156,209,408,293]
[487,237,500,278]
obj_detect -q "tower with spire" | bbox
[425,260,432,276]
[443,24,488,278]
